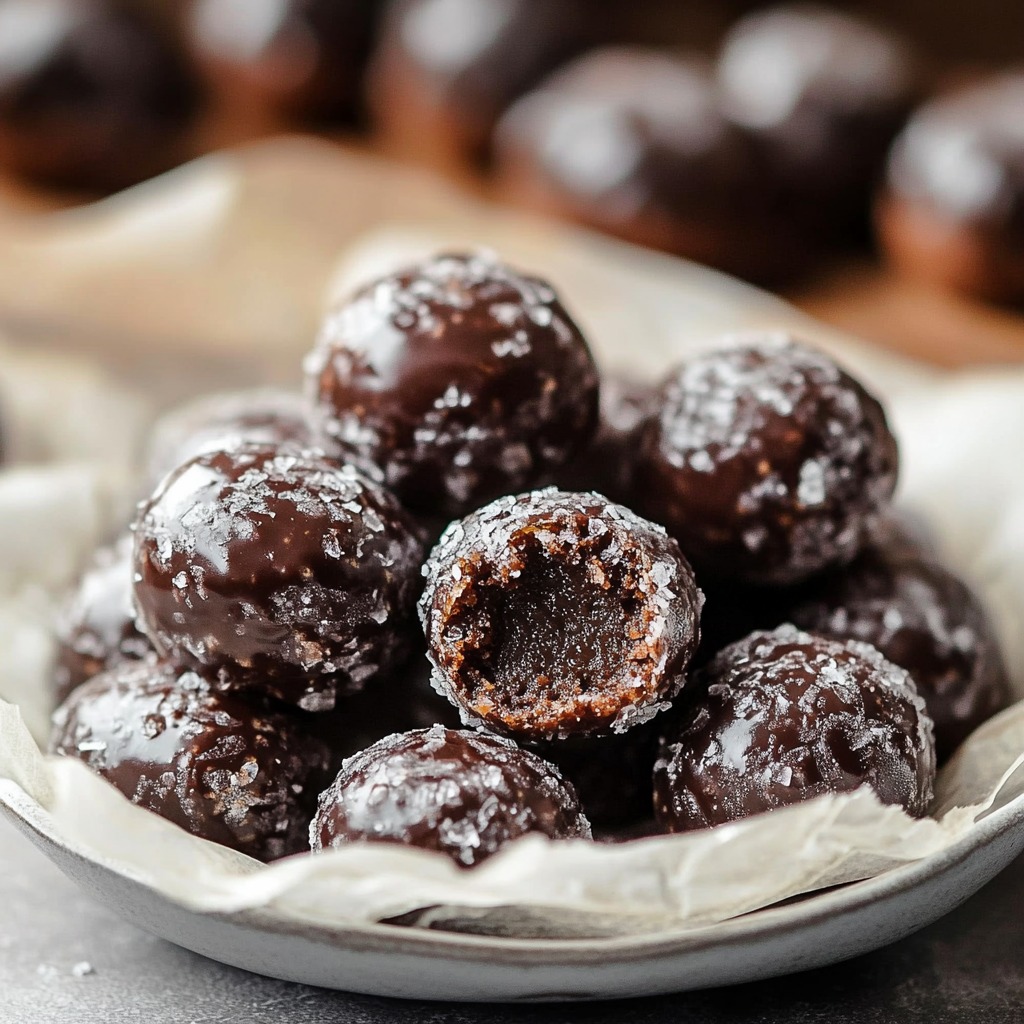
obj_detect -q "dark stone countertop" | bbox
[2,814,1023,1024]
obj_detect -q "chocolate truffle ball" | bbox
[421,488,702,741]
[133,443,425,711]
[717,4,921,246]
[306,252,600,519]
[654,625,936,832]
[496,49,776,278]
[53,536,151,705]
[310,725,591,866]
[791,549,1010,761]
[633,336,899,586]
[145,389,318,487]
[368,0,589,173]
[190,0,381,124]
[878,74,1024,304]
[51,661,331,861]
[0,0,200,191]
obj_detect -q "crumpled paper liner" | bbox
[0,141,1022,938]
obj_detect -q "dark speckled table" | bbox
[3,817,1023,1024]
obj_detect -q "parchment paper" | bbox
[0,142,1022,936]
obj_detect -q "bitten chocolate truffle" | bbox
[133,443,425,711]
[145,389,318,487]
[190,0,381,123]
[495,49,771,278]
[791,549,1010,761]
[654,625,936,832]
[633,335,899,586]
[306,252,600,519]
[368,0,588,173]
[51,661,331,861]
[717,4,921,246]
[879,74,1024,304]
[0,0,200,191]
[421,488,702,741]
[310,725,591,866]
[54,536,151,705]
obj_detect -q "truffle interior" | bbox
[446,530,658,735]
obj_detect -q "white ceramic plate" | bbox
[3,779,1023,1002]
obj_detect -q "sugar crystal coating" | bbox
[634,335,899,586]
[310,725,591,867]
[421,487,702,741]
[51,660,331,861]
[792,548,1010,761]
[654,625,936,832]
[133,443,425,711]
[305,251,600,518]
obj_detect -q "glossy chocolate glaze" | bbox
[654,625,936,832]
[145,389,320,488]
[306,252,600,519]
[496,48,782,279]
[190,0,381,122]
[421,488,702,741]
[718,4,921,244]
[51,660,332,861]
[310,725,591,867]
[54,536,152,705]
[0,0,200,191]
[792,548,1010,761]
[133,443,425,711]
[880,73,1024,303]
[634,335,899,587]
[369,0,589,168]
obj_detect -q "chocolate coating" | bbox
[51,661,331,861]
[53,536,151,705]
[369,0,589,171]
[0,0,200,191]
[133,443,425,711]
[791,549,1010,761]
[718,4,921,245]
[306,252,600,519]
[310,725,591,866]
[654,625,936,832]
[421,488,703,741]
[145,389,318,487]
[190,0,380,123]
[634,335,899,586]
[879,73,1024,304]
[495,49,776,279]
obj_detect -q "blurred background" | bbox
[0,0,1021,367]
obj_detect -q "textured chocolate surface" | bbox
[133,443,425,711]
[0,0,199,190]
[792,549,1010,761]
[654,625,936,832]
[50,660,331,861]
[306,252,600,519]
[421,488,702,741]
[54,536,151,705]
[311,725,591,866]
[634,335,899,586]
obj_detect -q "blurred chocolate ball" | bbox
[190,0,382,124]
[0,0,200,191]
[368,0,590,173]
